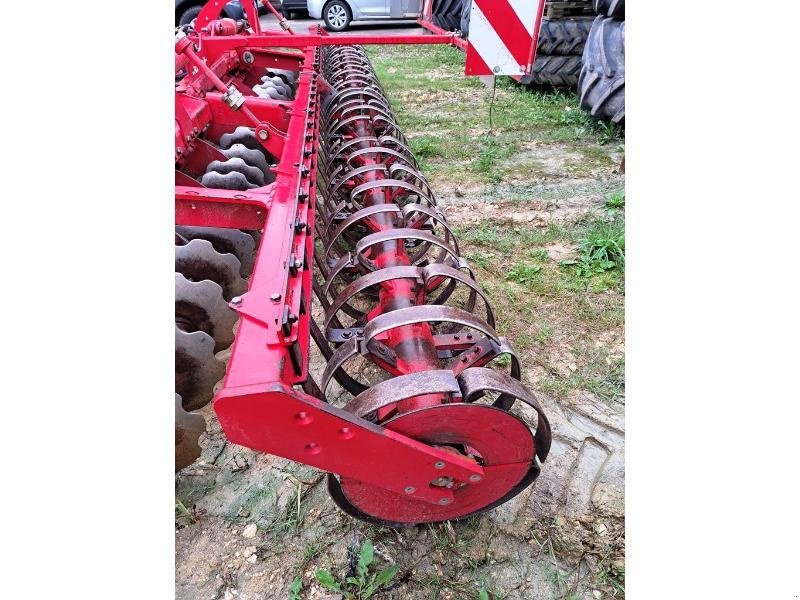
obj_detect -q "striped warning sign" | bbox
[465,0,545,76]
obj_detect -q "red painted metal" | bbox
[175,2,484,505]
[175,0,549,523]
[417,17,468,51]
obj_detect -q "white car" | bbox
[308,0,423,32]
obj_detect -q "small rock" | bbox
[592,591,602,599]
[594,522,608,535]
[243,546,256,557]
[247,553,257,563]
[242,523,258,539]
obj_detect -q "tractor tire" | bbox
[526,54,582,87]
[593,0,624,18]
[178,5,202,26]
[537,17,594,55]
[460,0,471,36]
[432,0,463,32]
[578,16,625,124]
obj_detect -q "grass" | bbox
[365,45,623,184]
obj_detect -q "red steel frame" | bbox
[175,3,486,507]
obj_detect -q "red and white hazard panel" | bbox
[465,0,546,76]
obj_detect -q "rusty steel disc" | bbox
[330,403,536,525]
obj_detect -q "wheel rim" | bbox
[328,5,346,28]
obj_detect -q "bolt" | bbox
[434,461,446,470]
[270,293,281,301]
[493,66,500,74]
[342,330,353,339]
[439,497,451,505]
[258,129,268,140]
[231,296,243,305]
[242,51,254,64]
[469,474,482,482]
[404,486,415,494]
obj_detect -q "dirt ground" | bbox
[176,45,625,600]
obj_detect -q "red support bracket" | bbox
[214,383,485,506]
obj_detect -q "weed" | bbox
[506,263,542,285]
[561,219,624,281]
[288,577,302,600]
[605,189,625,210]
[598,562,625,594]
[315,539,399,600]
[175,499,197,525]
[478,587,490,600]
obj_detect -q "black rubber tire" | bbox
[528,54,582,87]
[281,8,294,20]
[178,5,201,26]
[593,0,625,18]
[578,16,625,124]
[460,0,471,36]
[432,0,463,32]
[537,18,594,55]
[323,0,351,32]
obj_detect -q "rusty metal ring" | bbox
[323,204,403,260]
[362,305,501,348]
[324,265,423,336]
[354,228,459,270]
[343,370,461,419]
[457,367,552,462]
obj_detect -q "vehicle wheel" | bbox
[323,1,351,32]
[525,54,582,87]
[578,16,625,124]
[460,0,471,36]
[178,5,202,26]
[593,0,624,18]
[537,17,594,55]
[432,0,462,32]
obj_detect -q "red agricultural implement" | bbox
[175,0,551,526]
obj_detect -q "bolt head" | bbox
[469,474,482,482]
[270,293,281,301]
[434,461,446,470]
[404,486,415,494]
[438,497,450,505]
[258,130,268,140]
[231,296,242,304]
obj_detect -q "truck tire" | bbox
[537,18,594,55]
[593,0,625,18]
[525,54,582,87]
[578,16,625,124]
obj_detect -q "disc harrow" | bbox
[174,0,551,525]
